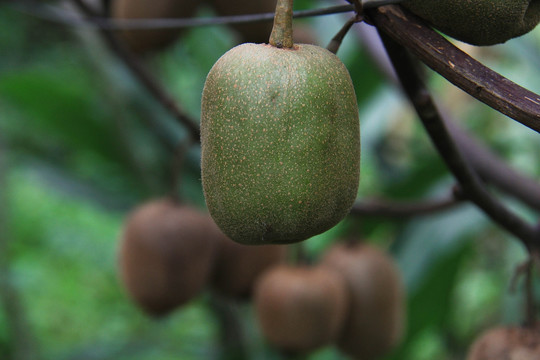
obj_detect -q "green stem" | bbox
[269,0,294,48]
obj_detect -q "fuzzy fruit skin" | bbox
[210,234,287,299]
[111,0,199,53]
[201,43,360,245]
[118,199,216,317]
[402,0,540,45]
[321,243,405,360]
[467,326,540,360]
[254,265,349,354]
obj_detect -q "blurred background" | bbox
[1,0,540,359]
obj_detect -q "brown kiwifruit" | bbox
[467,325,540,359]
[111,0,199,53]
[211,0,276,43]
[118,198,216,317]
[254,265,349,355]
[321,242,405,360]
[209,230,287,299]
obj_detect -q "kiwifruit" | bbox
[118,198,216,317]
[254,265,349,355]
[467,325,540,360]
[209,232,288,299]
[200,0,360,245]
[402,0,540,45]
[111,0,199,53]
[321,242,405,360]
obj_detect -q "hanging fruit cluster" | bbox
[117,197,406,359]
[118,198,287,317]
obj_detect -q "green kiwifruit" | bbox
[321,243,405,360]
[209,231,288,299]
[201,42,360,245]
[467,325,540,359]
[111,0,199,53]
[118,199,216,317]
[254,265,349,355]
[402,0,540,45]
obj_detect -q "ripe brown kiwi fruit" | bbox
[254,265,349,355]
[321,242,405,360]
[467,325,540,359]
[209,232,288,299]
[111,0,199,53]
[118,198,216,317]
[210,0,276,44]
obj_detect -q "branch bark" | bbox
[354,19,540,212]
[350,194,461,218]
[12,0,354,30]
[373,26,538,248]
[367,5,540,133]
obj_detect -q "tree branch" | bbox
[367,5,540,133]
[350,194,462,218]
[354,19,540,213]
[70,0,201,143]
[11,0,354,30]
[445,118,540,212]
[373,26,538,248]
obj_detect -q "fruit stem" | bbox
[269,0,294,48]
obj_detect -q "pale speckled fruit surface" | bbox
[201,43,360,245]
[402,0,540,45]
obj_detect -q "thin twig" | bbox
[446,119,540,212]
[327,16,357,54]
[169,140,196,204]
[70,0,201,143]
[374,27,538,248]
[12,0,354,30]
[350,194,462,218]
[368,5,540,133]
[508,251,540,327]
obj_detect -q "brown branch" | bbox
[445,119,540,212]
[354,16,540,213]
[350,194,462,218]
[373,25,538,248]
[12,0,354,30]
[367,5,540,133]
[327,16,357,54]
[70,0,201,143]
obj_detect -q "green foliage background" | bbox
[1,1,540,359]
